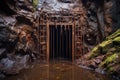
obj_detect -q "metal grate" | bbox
[38,10,84,63]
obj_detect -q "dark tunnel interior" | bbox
[49,25,72,61]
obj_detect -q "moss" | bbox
[106,54,117,63]
[88,29,120,59]
[88,29,120,64]
[108,67,113,71]
[114,36,120,42]
[33,0,39,6]
[33,0,39,11]
[87,29,120,75]
[105,60,120,73]
[88,46,100,59]
[92,46,98,52]
[99,40,112,47]
[107,29,120,40]
[89,40,112,59]
[99,54,118,67]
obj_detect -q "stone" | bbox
[0,29,9,42]
[0,73,5,79]
[15,55,30,69]
[0,55,30,75]
[0,58,15,70]
[0,17,4,23]
[0,48,5,56]
[95,68,105,74]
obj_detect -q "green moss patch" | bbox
[88,29,120,59]
[107,29,120,40]
[99,54,118,67]
[33,0,39,6]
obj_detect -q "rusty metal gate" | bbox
[49,25,73,61]
[38,11,83,63]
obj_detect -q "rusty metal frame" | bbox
[38,10,83,63]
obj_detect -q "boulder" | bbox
[0,55,30,75]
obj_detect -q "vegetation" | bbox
[33,0,39,7]
[106,29,120,40]
[33,0,39,11]
[88,29,120,75]
[99,54,118,67]
[89,29,120,58]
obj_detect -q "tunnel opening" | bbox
[49,25,72,61]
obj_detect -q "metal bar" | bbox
[68,26,70,61]
[51,26,54,59]
[60,25,62,59]
[72,22,75,64]
[56,26,59,58]
[65,25,67,60]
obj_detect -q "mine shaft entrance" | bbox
[38,11,84,63]
[49,25,72,61]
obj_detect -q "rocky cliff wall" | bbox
[0,0,120,79]
[0,0,39,78]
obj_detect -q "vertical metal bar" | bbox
[49,26,51,60]
[65,25,67,60]
[63,25,66,60]
[62,26,65,60]
[69,25,72,61]
[54,26,56,60]
[67,26,68,60]
[58,26,60,60]
[60,25,62,60]
[72,22,75,64]
[51,26,53,60]
[68,26,70,61]
[55,26,57,59]
[50,26,52,60]
[56,25,59,58]
[53,26,55,60]
[61,25,63,58]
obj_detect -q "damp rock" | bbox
[0,55,30,75]
[0,72,5,79]
[0,17,6,27]
[14,55,30,69]
[0,49,5,56]
[0,58,15,70]
[95,68,105,74]
[0,48,6,59]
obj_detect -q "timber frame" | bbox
[38,10,84,64]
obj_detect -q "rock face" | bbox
[0,0,39,78]
[0,0,120,79]
[78,29,120,79]
[77,0,120,79]
[0,55,30,75]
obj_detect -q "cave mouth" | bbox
[49,25,72,61]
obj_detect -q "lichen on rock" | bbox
[78,29,120,79]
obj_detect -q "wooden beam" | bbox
[47,16,49,64]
